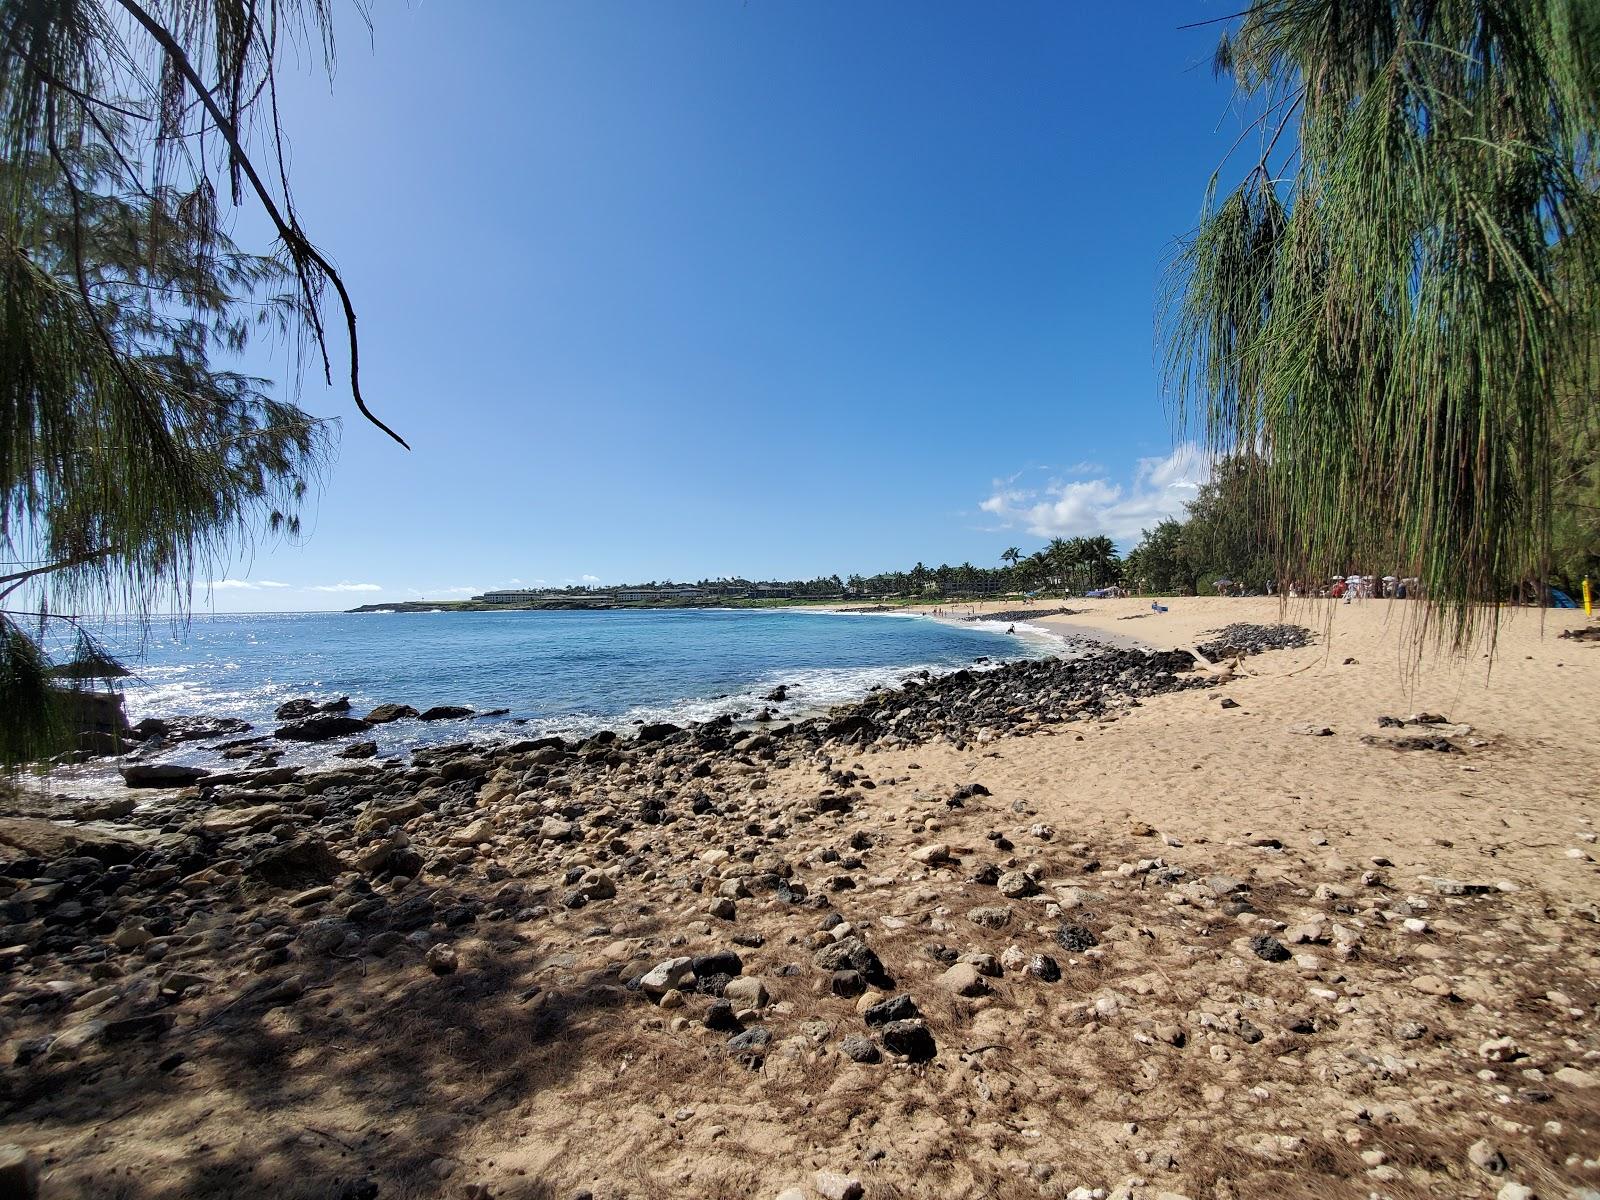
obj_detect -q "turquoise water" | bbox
[91,608,1058,757]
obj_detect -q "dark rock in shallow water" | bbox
[122,763,210,788]
[338,740,378,759]
[130,715,251,744]
[418,705,473,722]
[275,715,371,742]
[274,695,351,721]
[362,703,419,724]
[636,722,681,743]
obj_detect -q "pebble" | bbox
[814,1172,864,1200]
[938,963,988,997]
[1249,934,1290,962]
[1468,1139,1507,1174]
[425,944,458,975]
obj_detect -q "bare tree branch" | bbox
[114,0,410,450]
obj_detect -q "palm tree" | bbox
[1001,546,1021,569]
[1167,1,1600,646]
[1081,536,1118,588]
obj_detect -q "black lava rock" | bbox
[1056,924,1099,953]
[1250,934,1290,962]
[864,994,920,1027]
[841,1034,880,1063]
[880,1019,936,1061]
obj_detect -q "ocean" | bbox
[85,607,1062,763]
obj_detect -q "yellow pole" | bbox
[1585,575,1593,617]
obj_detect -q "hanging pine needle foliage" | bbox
[1165,0,1600,648]
[0,1,393,765]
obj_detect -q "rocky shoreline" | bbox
[1,622,1596,1200]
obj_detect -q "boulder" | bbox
[447,819,493,847]
[129,715,251,744]
[880,1018,936,1061]
[274,696,351,721]
[573,869,617,902]
[418,706,473,722]
[996,870,1039,899]
[275,715,371,742]
[863,994,920,1026]
[814,1172,864,1200]
[363,703,419,724]
[0,1144,38,1200]
[246,835,346,888]
[723,976,769,1008]
[1056,923,1099,952]
[840,1034,880,1063]
[640,957,695,996]
[355,799,424,833]
[939,962,988,997]
[814,936,890,986]
[121,762,210,788]
[197,804,284,835]
[0,817,149,865]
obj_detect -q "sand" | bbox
[2,597,1598,1200]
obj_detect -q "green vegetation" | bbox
[1124,457,1273,595]
[1167,1,1600,643]
[0,0,392,765]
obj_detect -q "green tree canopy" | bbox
[0,0,399,764]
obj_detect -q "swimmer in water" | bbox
[1006,625,1015,634]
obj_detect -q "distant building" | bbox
[474,589,615,604]
[476,589,546,604]
[615,586,707,602]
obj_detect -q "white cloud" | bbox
[580,574,601,584]
[978,442,1212,545]
[307,581,383,593]
[209,579,290,591]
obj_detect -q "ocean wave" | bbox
[967,618,1070,647]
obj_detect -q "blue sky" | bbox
[207,1,1240,611]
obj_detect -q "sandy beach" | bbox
[1,599,1597,1200]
